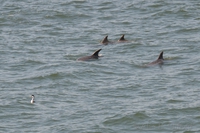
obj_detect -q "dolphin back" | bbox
[158,51,164,60]
[101,35,110,44]
[92,49,102,57]
[118,34,128,42]
[77,49,102,61]
[147,51,164,66]
[119,35,125,41]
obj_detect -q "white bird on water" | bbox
[31,95,35,103]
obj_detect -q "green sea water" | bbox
[0,0,200,132]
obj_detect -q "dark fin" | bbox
[101,35,109,43]
[119,34,125,41]
[92,49,102,57]
[158,51,164,60]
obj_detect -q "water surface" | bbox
[0,0,200,132]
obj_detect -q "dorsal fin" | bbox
[92,49,102,57]
[119,34,125,41]
[101,35,109,43]
[158,51,164,60]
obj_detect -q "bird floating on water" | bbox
[31,95,35,103]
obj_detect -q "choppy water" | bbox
[0,0,200,133]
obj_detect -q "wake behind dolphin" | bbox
[77,49,102,61]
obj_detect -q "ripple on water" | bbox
[1,0,200,132]
[103,112,149,126]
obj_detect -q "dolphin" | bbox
[100,35,111,45]
[77,49,102,61]
[118,34,128,42]
[147,51,164,66]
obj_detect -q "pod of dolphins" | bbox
[77,35,164,66]
[31,35,165,103]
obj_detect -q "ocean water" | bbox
[0,0,200,133]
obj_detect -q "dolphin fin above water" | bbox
[92,49,102,57]
[101,35,110,45]
[118,34,128,42]
[77,49,102,61]
[147,51,164,66]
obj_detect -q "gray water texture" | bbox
[0,0,200,133]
